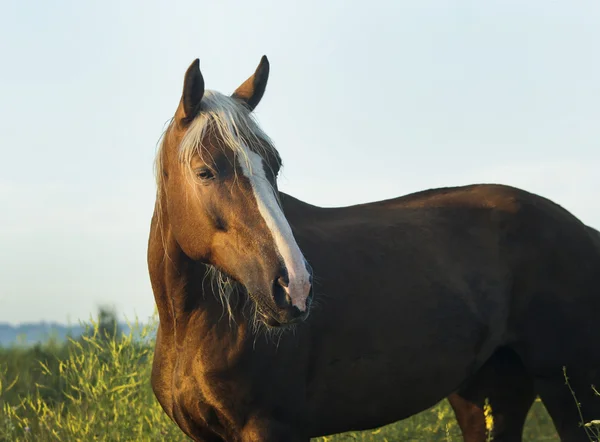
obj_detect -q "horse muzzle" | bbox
[266,267,313,326]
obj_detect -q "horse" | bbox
[448,225,600,442]
[147,55,600,442]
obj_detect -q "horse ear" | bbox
[232,55,270,111]
[181,59,205,123]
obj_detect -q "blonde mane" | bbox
[155,90,279,195]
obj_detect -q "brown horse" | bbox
[448,225,600,442]
[147,55,600,442]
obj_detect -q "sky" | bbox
[0,0,599,324]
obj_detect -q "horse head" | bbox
[155,56,313,327]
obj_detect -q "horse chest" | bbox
[168,348,258,439]
[168,371,235,440]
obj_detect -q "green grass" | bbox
[0,317,591,441]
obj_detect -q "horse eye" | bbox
[196,168,215,181]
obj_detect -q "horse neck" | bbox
[277,191,323,247]
[277,191,320,223]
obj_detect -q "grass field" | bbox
[0,317,597,441]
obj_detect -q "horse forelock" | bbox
[154,90,281,201]
[179,91,279,182]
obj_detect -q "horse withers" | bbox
[147,55,600,441]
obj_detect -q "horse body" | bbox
[150,181,600,441]
[282,189,512,432]
[148,56,600,441]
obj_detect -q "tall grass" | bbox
[0,316,592,441]
[0,318,184,441]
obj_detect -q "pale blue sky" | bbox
[1,0,599,324]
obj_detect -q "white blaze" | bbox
[239,148,312,311]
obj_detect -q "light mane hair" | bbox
[153,90,285,334]
[179,90,279,177]
[155,90,280,196]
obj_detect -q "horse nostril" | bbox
[277,274,289,288]
[273,276,292,309]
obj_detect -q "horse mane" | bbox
[154,90,280,198]
[152,90,284,332]
[179,91,278,175]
